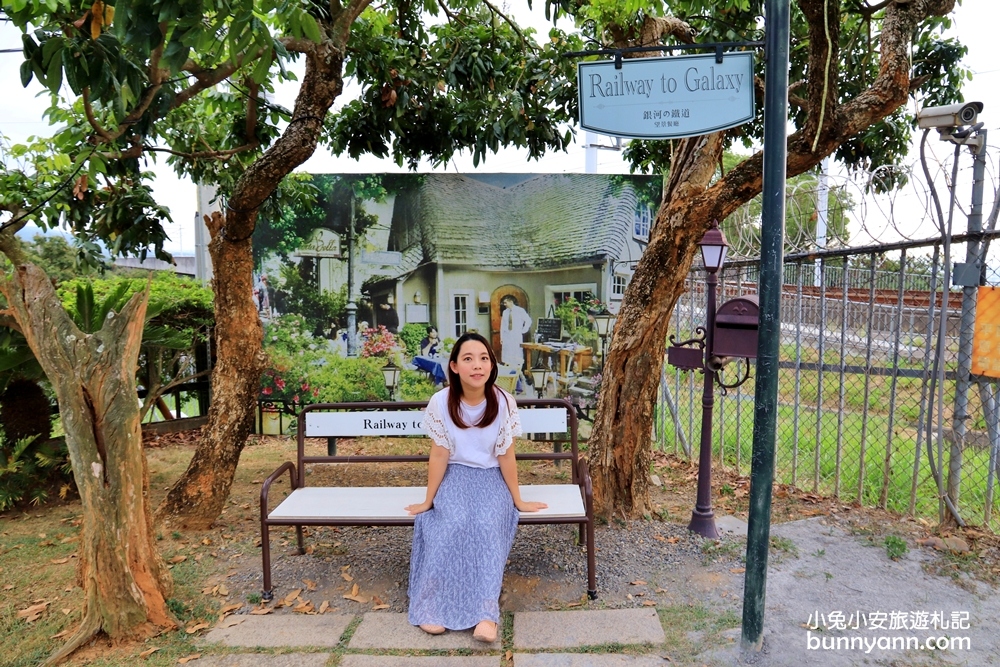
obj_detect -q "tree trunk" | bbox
[0,264,174,664]
[588,0,957,519]
[590,133,724,518]
[156,212,266,527]
[157,37,348,528]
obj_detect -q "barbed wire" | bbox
[724,143,1000,260]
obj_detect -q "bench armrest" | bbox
[576,457,593,496]
[260,461,298,521]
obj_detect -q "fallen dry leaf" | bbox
[303,579,317,591]
[185,622,210,634]
[217,584,229,596]
[50,629,71,639]
[50,557,70,564]
[372,604,390,610]
[219,617,245,629]
[177,654,201,664]
[630,580,647,585]
[61,608,71,615]
[655,587,668,593]
[139,647,159,658]
[219,603,242,615]
[341,572,354,582]
[169,555,187,564]
[283,588,302,605]
[730,567,746,574]
[248,606,273,615]
[3,584,14,591]
[666,536,680,543]
[342,583,370,604]
[293,600,315,613]
[642,600,656,607]
[565,601,582,608]
[318,600,330,614]
[17,601,48,623]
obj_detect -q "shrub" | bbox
[0,433,72,511]
[399,323,427,357]
[360,325,400,359]
[308,356,390,403]
[399,370,437,401]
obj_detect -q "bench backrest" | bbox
[295,398,579,488]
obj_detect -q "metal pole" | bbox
[814,156,829,286]
[689,269,719,538]
[741,0,790,652]
[346,196,358,357]
[949,129,987,505]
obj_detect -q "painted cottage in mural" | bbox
[364,173,657,367]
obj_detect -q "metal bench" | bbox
[259,398,596,601]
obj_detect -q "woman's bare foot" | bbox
[419,624,446,635]
[473,620,497,643]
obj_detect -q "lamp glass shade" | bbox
[593,312,613,336]
[381,361,400,390]
[700,244,728,271]
[698,221,729,272]
[530,365,547,388]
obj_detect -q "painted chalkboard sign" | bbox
[536,318,562,342]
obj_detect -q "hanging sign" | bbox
[577,51,755,140]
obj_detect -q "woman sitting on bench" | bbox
[405,332,547,643]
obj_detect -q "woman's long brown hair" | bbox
[446,332,509,428]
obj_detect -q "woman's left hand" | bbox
[405,500,433,515]
[515,500,548,512]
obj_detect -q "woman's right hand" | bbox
[405,500,433,515]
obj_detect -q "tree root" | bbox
[42,612,102,666]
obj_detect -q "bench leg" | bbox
[577,521,586,547]
[586,516,597,600]
[296,525,305,555]
[261,522,274,602]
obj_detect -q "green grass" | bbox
[658,363,999,532]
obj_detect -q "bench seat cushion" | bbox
[268,484,586,523]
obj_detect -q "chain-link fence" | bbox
[657,235,1000,531]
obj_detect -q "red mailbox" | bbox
[713,295,759,359]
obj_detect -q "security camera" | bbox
[917,102,983,130]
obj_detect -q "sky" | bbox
[1,0,998,255]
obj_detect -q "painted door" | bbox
[490,285,530,367]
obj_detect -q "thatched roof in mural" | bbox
[388,174,644,272]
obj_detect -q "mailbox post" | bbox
[666,222,759,539]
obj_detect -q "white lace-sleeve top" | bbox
[422,387,522,469]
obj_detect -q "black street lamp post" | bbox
[687,221,729,539]
[382,359,401,401]
[529,364,548,399]
[592,311,616,367]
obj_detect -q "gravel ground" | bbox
[222,518,745,614]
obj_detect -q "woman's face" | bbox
[429,330,438,340]
[449,339,492,391]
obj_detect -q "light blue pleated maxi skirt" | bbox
[408,463,519,629]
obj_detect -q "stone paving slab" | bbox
[340,657,499,667]
[203,614,353,647]
[197,654,333,667]
[716,515,749,537]
[513,609,665,650]
[515,655,670,667]
[348,612,499,650]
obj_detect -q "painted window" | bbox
[546,283,599,315]
[453,294,469,337]
[634,204,652,241]
[612,273,629,297]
